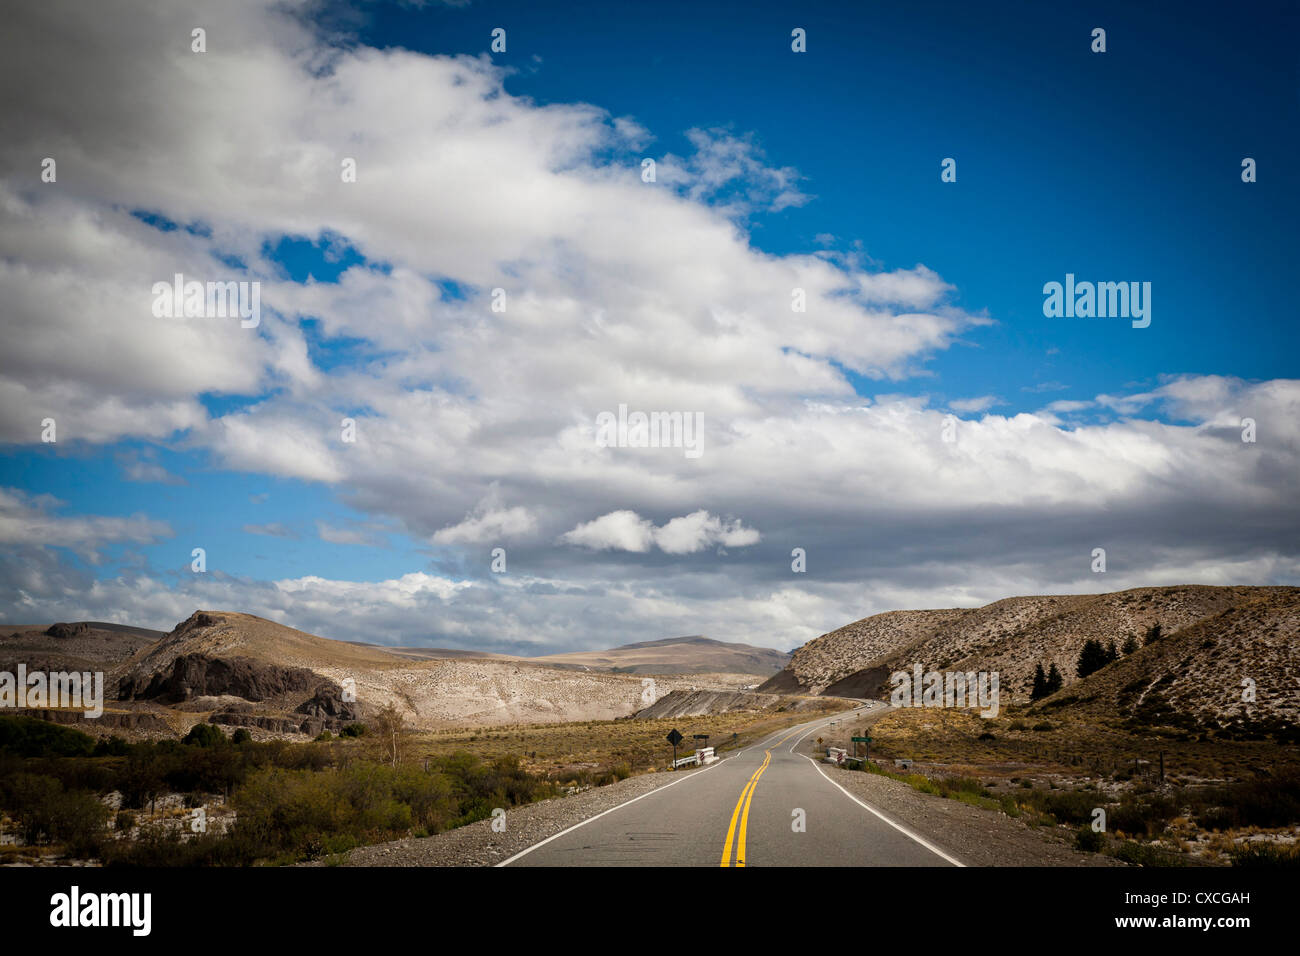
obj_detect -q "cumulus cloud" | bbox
[433,497,538,545]
[561,510,760,554]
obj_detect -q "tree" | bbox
[1030,664,1049,701]
[1121,633,1139,655]
[1076,639,1112,679]
[372,703,406,767]
[1105,641,1119,664]
[1144,622,1162,646]
[182,722,226,748]
[1045,663,1064,695]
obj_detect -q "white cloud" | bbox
[0,487,171,563]
[948,395,1002,414]
[560,510,655,552]
[433,497,538,545]
[562,510,760,554]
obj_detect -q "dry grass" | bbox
[408,700,850,783]
[852,706,1300,783]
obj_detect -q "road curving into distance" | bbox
[499,703,964,867]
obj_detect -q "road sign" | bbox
[666,729,683,747]
[852,736,872,743]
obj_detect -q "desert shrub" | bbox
[92,735,131,757]
[340,723,365,738]
[1112,840,1186,867]
[1229,842,1300,867]
[101,823,263,867]
[1189,774,1300,830]
[1075,827,1105,852]
[1110,792,1178,837]
[1018,787,1097,825]
[1,772,109,854]
[231,729,252,745]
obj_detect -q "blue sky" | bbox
[349,0,1299,399]
[1,0,1296,651]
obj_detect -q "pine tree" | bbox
[1076,639,1111,678]
[1031,663,1049,700]
[1121,633,1139,655]
[1045,663,1064,694]
[1144,622,1162,646]
[1105,640,1119,664]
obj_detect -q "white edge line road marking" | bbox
[799,753,966,867]
[497,708,857,867]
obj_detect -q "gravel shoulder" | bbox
[801,743,1123,866]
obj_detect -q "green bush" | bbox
[1112,840,1186,867]
[1110,793,1178,837]
[2,772,109,854]
[0,715,96,757]
[1074,827,1104,852]
[1188,774,1300,830]
[182,723,227,748]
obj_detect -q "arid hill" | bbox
[762,585,1299,728]
[6,610,765,737]
[1036,593,1300,735]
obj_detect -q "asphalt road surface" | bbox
[500,705,964,867]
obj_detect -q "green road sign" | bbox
[852,736,872,742]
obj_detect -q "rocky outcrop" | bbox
[45,622,90,639]
[296,684,360,724]
[17,708,171,732]
[118,653,320,703]
[208,712,305,734]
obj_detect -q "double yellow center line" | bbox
[720,726,805,867]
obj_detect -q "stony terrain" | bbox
[1046,594,1300,730]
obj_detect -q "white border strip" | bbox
[800,754,966,867]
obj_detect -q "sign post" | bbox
[667,728,684,768]
[852,735,872,762]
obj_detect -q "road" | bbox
[500,705,964,867]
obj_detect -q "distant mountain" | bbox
[534,635,789,676]
[761,585,1300,730]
